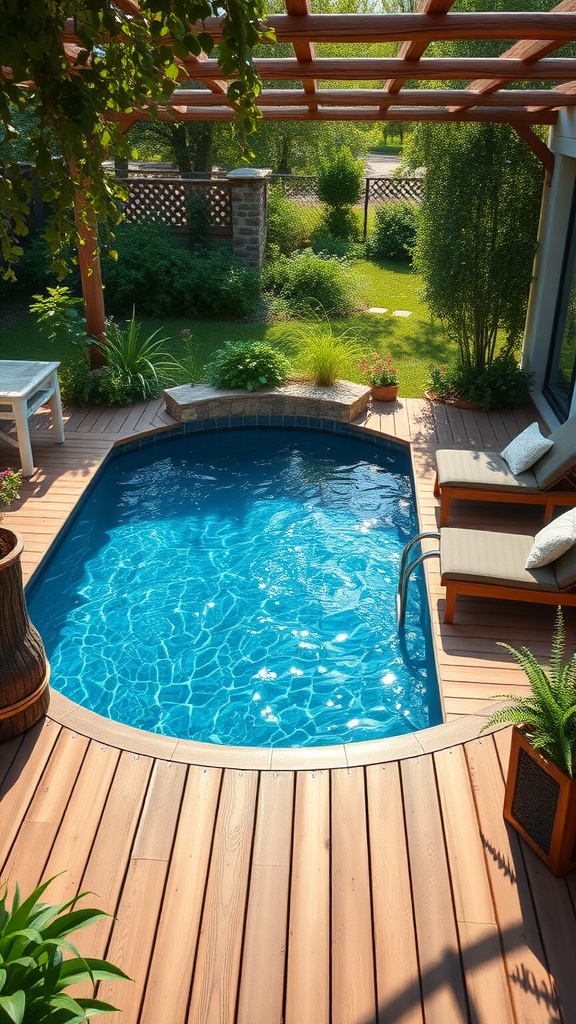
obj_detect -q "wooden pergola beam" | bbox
[194,12,576,45]
[179,57,576,83]
[285,0,317,111]
[512,121,555,182]
[126,106,557,124]
[383,0,456,101]
[167,88,576,109]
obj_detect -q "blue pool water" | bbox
[28,428,441,747]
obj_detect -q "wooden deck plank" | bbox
[465,735,559,1024]
[0,720,61,870]
[99,760,188,1019]
[187,769,259,1024]
[41,742,121,906]
[366,762,423,1024]
[331,766,376,1024]
[0,729,89,894]
[434,745,514,1023]
[285,769,331,1024]
[140,765,222,1024]
[237,770,295,1024]
[401,755,469,1024]
[78,750,154,955]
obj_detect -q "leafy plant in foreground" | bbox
[0,876,129,1023]
[207,339,290,391]
[0,468,21,521]
[482,608,576,777]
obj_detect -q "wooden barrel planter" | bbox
[0,528,50,740]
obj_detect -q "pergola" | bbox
[60,0,576,339]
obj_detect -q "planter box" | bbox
[504,726,576,876]
[163,380,371,425]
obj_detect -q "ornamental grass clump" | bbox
[0,876,129,1022]
[289,319,363,387]
[482,608,576,777]
[0,468,21,520]
[359,353,399,388]
[207,339,290,392]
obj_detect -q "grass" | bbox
[0,259,458,398]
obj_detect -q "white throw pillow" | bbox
[500,422,553,475]
[525,508,576,569]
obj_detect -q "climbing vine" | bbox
[0,0,270,278]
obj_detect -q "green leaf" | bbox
[0,992,25,1024]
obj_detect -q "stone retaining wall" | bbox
[163,381,371,424]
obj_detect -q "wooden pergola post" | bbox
[73,187,106,368]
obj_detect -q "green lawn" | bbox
[0,260,457,398]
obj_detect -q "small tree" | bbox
[409,123,543,372]
[317,146,364,240]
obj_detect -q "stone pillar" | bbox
[227,168,272,271]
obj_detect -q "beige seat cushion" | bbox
[436,449,539,492]
[440,528,558,591]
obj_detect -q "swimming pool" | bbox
[27,426,441,747]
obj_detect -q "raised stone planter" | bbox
[163,380,371,424]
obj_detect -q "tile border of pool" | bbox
[32,408,496,769]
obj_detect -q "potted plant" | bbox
[359,353,399,401]
[482,608,576,876]
[0,468,50,739]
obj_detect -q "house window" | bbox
[544,183,576,421]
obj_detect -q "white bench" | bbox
[0,360,65,477]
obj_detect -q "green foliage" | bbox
[101,224,260,319]
[266,187,312,255]
[29,286,88,346]
[288,318,363,387]
[60,311,181,406]
[310,235,366,260]
[0,0,267,279]
[0,875,129,1022]
[0,468,21,519]
[366,201,417,261]
[322,206,360,242]
[187,191,212,250]
[409,123,542,372]
[482,609,576,778]
[427,355,533,411]
[317,147,364,209]
[262,250,358,317]
[207,339,290,391]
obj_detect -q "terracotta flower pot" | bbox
[370,384,399,402]
[0,528,50,740]
[504,725,576,876]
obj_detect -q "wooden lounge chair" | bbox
[440,527,576,623]
[434,416,576,526]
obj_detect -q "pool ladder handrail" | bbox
[397,531,441,628]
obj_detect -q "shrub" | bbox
[310,234,366,260]
[206,339,290,391]
[0,876,129,1022]
[322,206,360,241]
[289,319,363,387]
[187,190,211,249]
[266,187,312,254]
[317,147,364,208]
[101,223,260,320]
[262,249,358,317]
[367,201,417,261]
[60,311,181,406]
[30,285,88,345]
[427,354,534,411]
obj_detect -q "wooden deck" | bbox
[1,396,576,1023]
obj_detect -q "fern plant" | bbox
[482,608,576,777]
[0,876,129,1023]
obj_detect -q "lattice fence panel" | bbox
[365,178,423,205]
[120,178,232,232]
